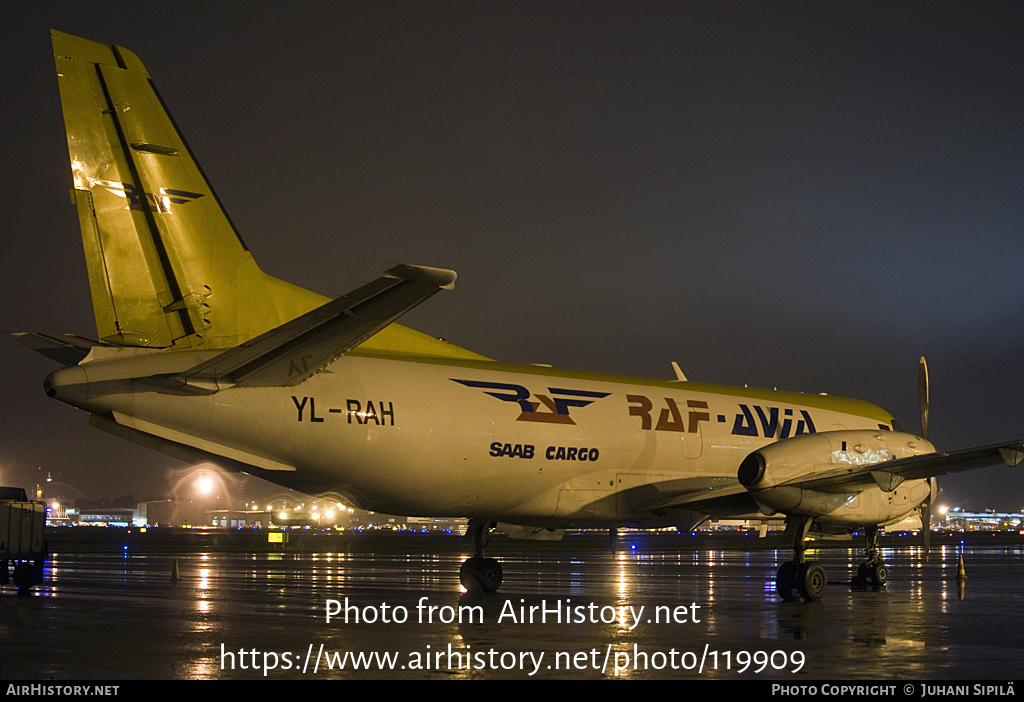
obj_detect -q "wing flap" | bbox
[643,482,762,517]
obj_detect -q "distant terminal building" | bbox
[137,500,173,526]
[140,501,274,528]
[43,502,74,527]
[77,508,134,527]
[941,511,1024,532]
[41,495,1023,534]
[407,516,467,533]
[208,510,274,528]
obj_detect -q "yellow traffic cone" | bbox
[171,559,180,583]
[955,554,967,600]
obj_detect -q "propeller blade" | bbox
[918,357,930,441]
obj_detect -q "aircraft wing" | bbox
[643,438,1024,518]
[774,440,1024,493]
[642,481,762,517]
[179,264,456,389]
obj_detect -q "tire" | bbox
[776,561,801,602]
[798,561,826,601]
[459,557,503,593]
[853,562,871,586]
[870,561,888,587]
[13,563,34,595]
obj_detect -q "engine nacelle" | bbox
[737,430,935,526]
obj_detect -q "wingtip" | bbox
[385,264,457,290]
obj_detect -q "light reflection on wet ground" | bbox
[1,543,1020,679]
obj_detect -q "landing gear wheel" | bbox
[13,563,35,595]
[870,561,888,587]
[778,515,819,602]
[776,561,801,602]
[854,560,888,587]
[460,557,503,593]
[797,561,826,601]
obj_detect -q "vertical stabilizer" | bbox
[52,30,326,349]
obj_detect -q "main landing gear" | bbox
[775,516,826,602]
[851,526,888,588]
[775,519,890,600]
[460,518,503,593]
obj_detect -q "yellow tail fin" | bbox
[53,29,326,349]
[52,30,488,362]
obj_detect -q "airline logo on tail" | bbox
[452,379,610,425]
[94,180,204,213]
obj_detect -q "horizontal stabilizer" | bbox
[9,333,100,366]
[179,264,457,388]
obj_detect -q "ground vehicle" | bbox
[0,487,47,594]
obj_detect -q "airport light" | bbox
[197,476,213,494]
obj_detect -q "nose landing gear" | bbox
[851,526,888,587]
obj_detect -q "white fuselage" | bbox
[46,349,907,528]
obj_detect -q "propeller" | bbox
[917,357,932,560]
[918,356,930,441]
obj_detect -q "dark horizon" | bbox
[2,2,1023,512]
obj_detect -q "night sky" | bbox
[1,2,1023,512]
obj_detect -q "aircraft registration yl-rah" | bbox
[17,31,1024,601]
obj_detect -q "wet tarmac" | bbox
[1,536,1021,680]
